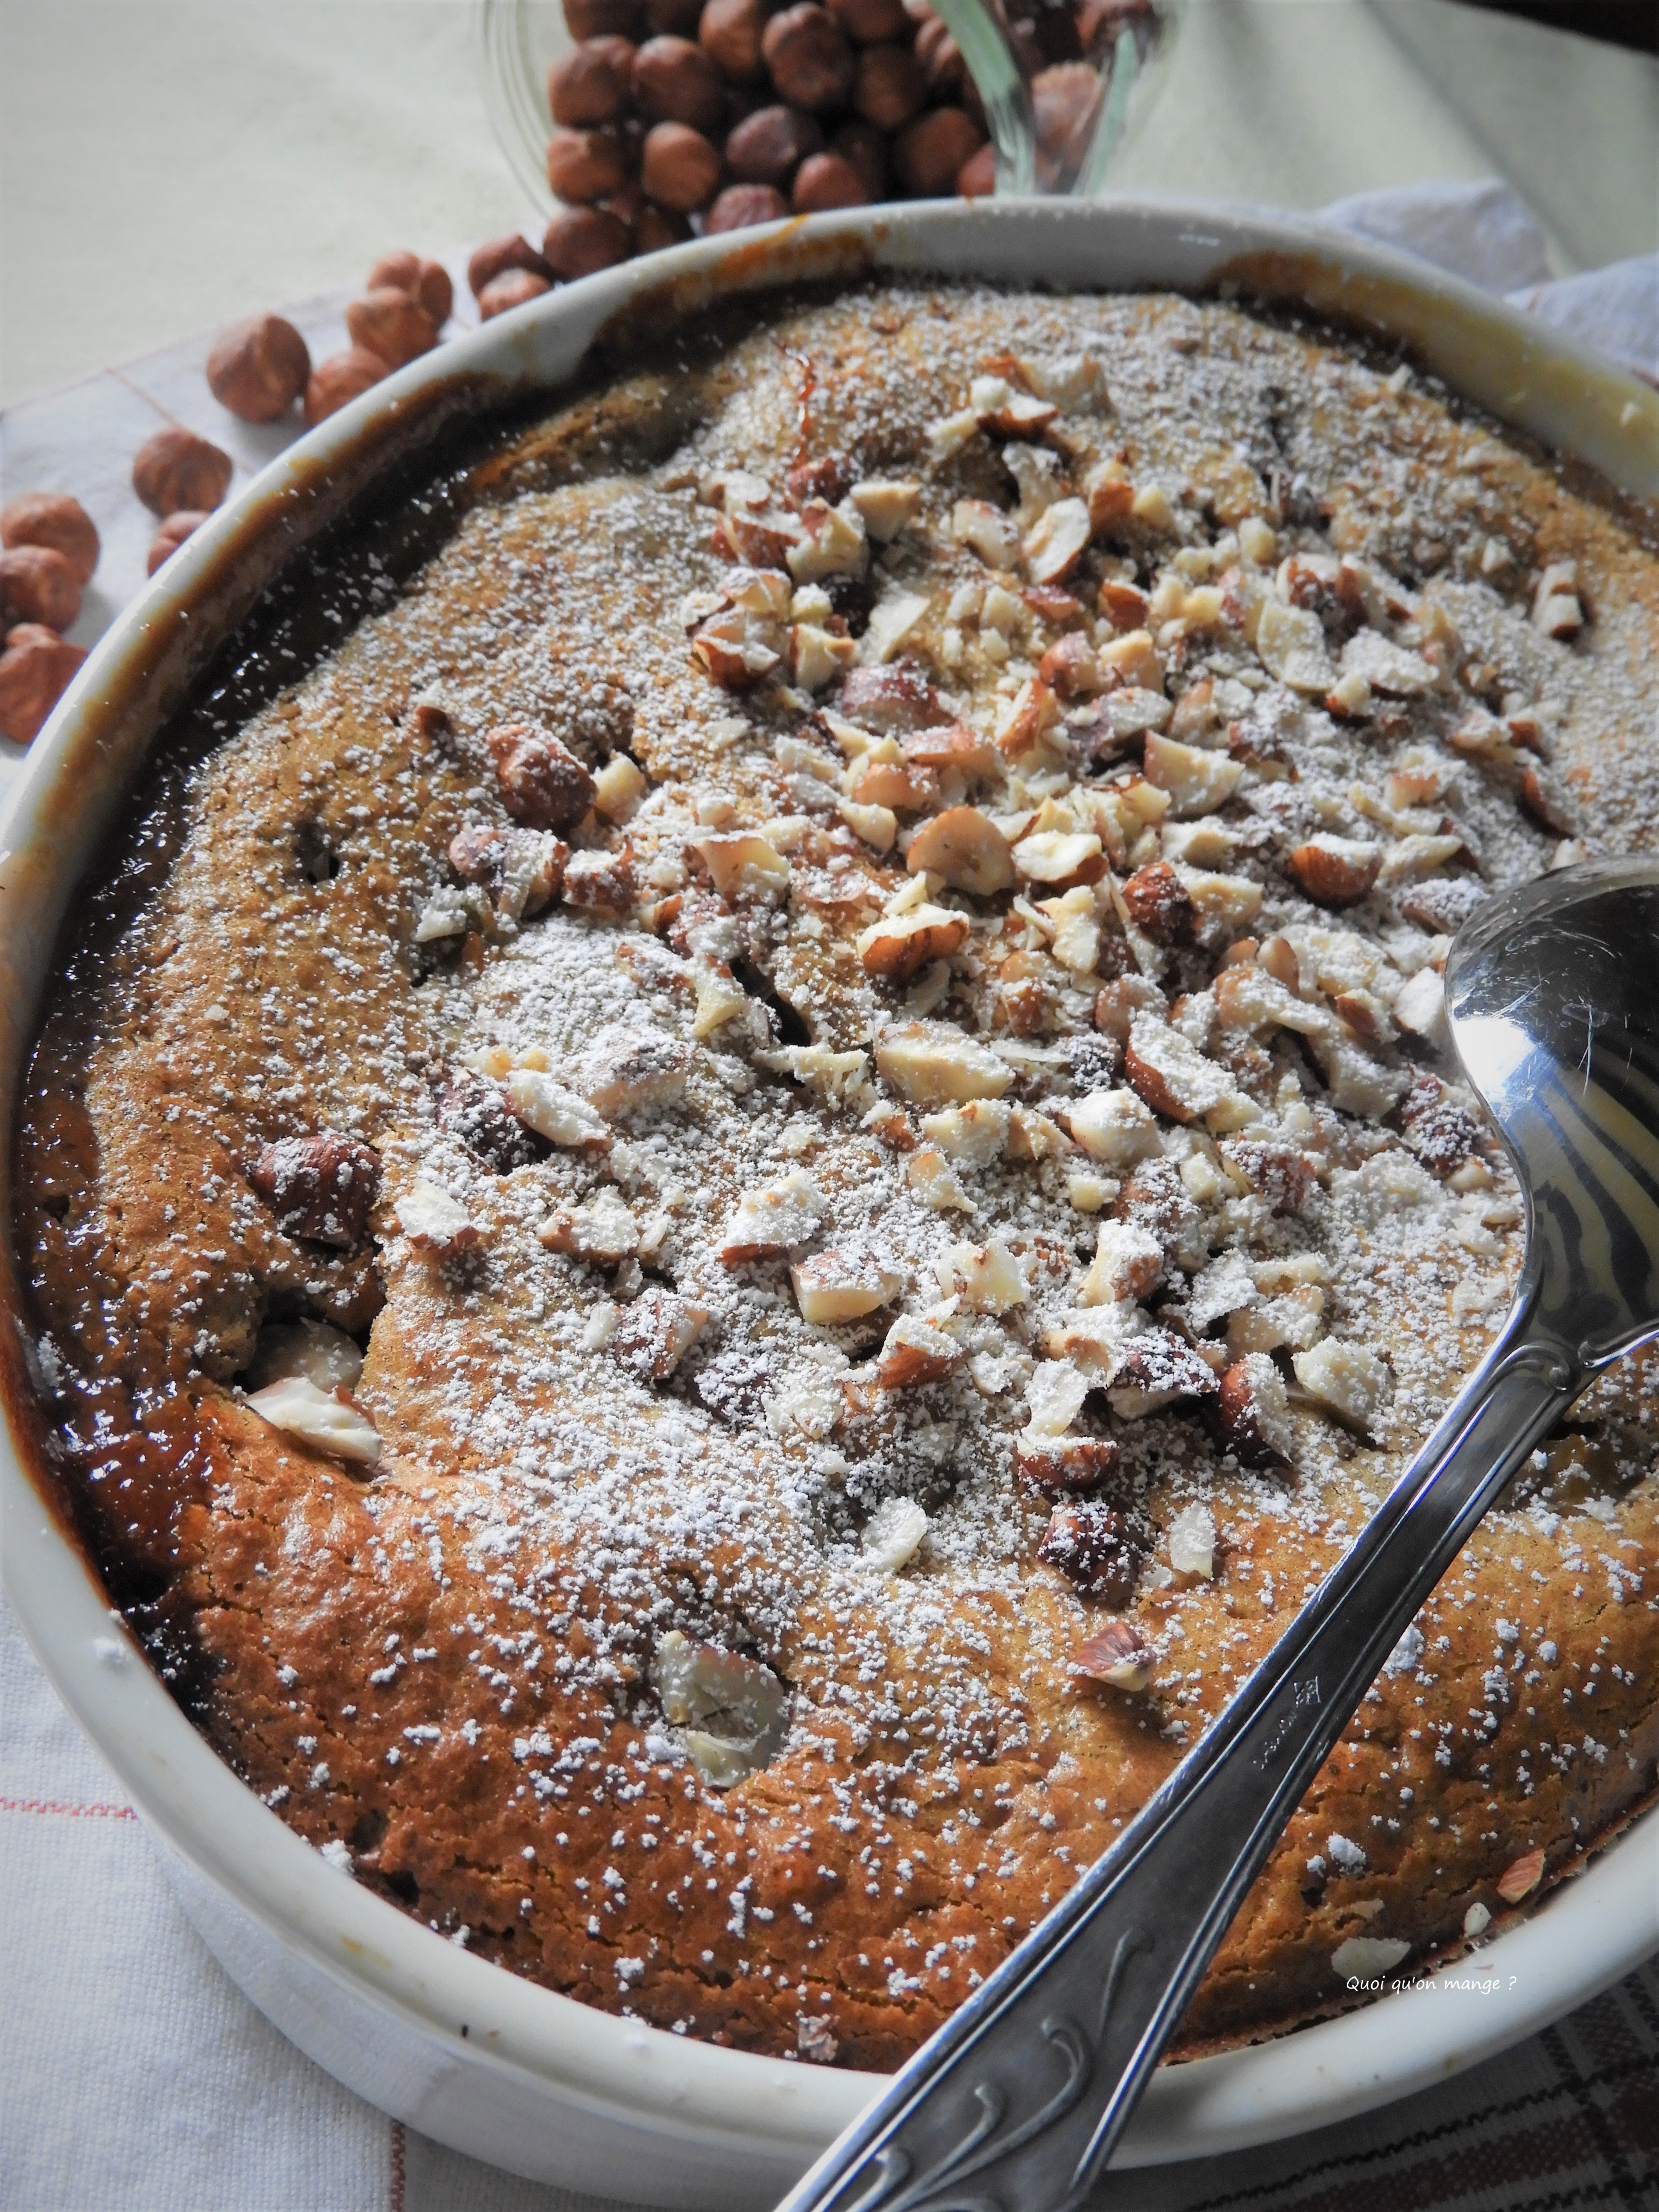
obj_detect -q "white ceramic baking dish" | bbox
[4,200,1656,2209]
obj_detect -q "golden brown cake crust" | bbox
[17,280,1659,2071]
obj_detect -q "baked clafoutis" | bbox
[18,282,1659,2070]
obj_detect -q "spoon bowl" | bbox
[1448,860,1659,1365]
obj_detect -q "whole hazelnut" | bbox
[634,202,694,251]
[0,492,99,586]
[542,204,633,279]
[367,248,422,294]
[956,138,996,196]
[131,427,233,519]
[414,259,455,327]
[632,34,726,128]
[894,105,983,195]
[303,348,393,426]
[0,629,87,745]
[644,0,702,28]
[478,269,556,319]
[852,41,924,128]
[792,150,869,210]
[699,0,767,81]
[827,0,905,38]
[831,116,888,196]
[640,119,723,209]
[1033,61,1103,166]
[549,37,635,124]
[205,314,311,423]
[564,0,644,36]
[546,125,634,202]
[0,545,81,634]
[146,509,210,576]
[726,101,821,183]
[913,14,964,92]
[706,181,790,231]
[467,233,553,299]
[597,180,648,229]
[761,5,855,109]
[370,250,454,326]
[345,288,438,369]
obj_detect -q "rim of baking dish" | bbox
[3,199,1656,2172]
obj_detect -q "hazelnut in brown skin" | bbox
[1032,61,1102,168]
[477,269,555,319]
[370,253,454,326]
[631,34,726,128]
[131,427,233,519]
[0,545,81,634]
[546,125,633,203]
[416,260,454,326]
[146,510,210,576]
[705,181,790,231]
[345,288,437,370]
[1037,1498,1146,1605]
[852,41,924,129]
[205,314,311,423]
[541,205,633,280]
[367,248,422,294]
[0,492,99,586]
[564,0,644,35]
[634,202,694,251]
[827,0,905,40]
[250,1132,381,1248]
[644,0,702,28]
[762,4,855,109]
[549,37,635,124]
[831,116,888,196]
[303,348,392,427]
[956,138,996,196]
[726,101,821,183]
[699,0,766,80]
[640,119,723,210]
[791,149,869,210]
[485,722,596,832]
[0,629,87,744]
[467,233,553,300]
[894,104,983,195]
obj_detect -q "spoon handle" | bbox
[778,1319,1578,2212]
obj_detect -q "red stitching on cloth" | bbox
[390,2118,407,2212]
[0,1796,136,1820]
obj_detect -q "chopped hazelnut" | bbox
[395,1178,481,1257]
[250,1132,380,1246]
[1071,1618,1155,1690]
[611,1290,709,1380]
[1039,1499,1144,1604]
[484,722,596,832]
[1285,835,1382,908]
[876,1310,961,1388]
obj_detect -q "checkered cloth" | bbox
[3,182,1656,2212]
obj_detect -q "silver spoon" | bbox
[778,858,1659,2212]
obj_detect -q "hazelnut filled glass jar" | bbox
[477,0,1181,251]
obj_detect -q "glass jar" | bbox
[475,0,1180,221]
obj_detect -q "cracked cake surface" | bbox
[17,278,1659,2070]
